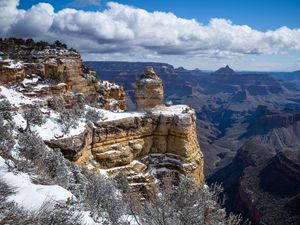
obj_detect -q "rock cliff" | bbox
[47,104,204,190]
[0,40,204,192]
[0,41,126,111]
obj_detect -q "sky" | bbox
[1,0,300,71]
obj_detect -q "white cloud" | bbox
[1,0,300,61]
[297,58,300,65]
[8,3,54,38]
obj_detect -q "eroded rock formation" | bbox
[45,68,204,189]
[47,105,204,189]
[135,66,164,110]
[0,45,126,111]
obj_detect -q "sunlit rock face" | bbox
[47,105,204,191]
[135,66,164,110]
[0,45,127,111]
[45,66,204,190]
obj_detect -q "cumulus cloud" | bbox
[1,0,300,59]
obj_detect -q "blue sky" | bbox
[2,0,299,71]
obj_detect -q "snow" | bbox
[0,156,73,211]
[13,111,87,141]
[81,211,101,225]
[151,105,193,116]
[139,78,160,83]
[85,105,144,122]
[0,85,36,106]
[32,83,49,91]
[99,80,120,90]
[22,77,39,86]
[3,60,23,69]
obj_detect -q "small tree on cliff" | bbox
[58,107,79,134]
[85,108,104,124]
[0,100,13,121]
[0,115,15,159]
[23,106,45,132]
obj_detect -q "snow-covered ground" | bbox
[13,111,87,141]
[0,156,73,211]
[0,85,38,106]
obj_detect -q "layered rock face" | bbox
[0,46,126,111]
[0,61,25,84]
[135,66,164,110]
[46,68,204,189]
[92,107,203,185]
[47,105,204,189]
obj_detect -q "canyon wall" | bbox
[46,105,204,189]
[0,51,126,111]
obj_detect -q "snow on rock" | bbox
[151,104,194,117]
[99,80,120,90]
[3,60,24,69]
[13,111,87,141]
[21,77,39,86]
[0,156,73,211]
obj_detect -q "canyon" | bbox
[86,61,300,225]
[0,40,204,193]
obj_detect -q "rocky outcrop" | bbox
[135,66,163,110]
[43,65,203,188]
[0,50,127,111]
[96,81,127,111]
[0,60,25,84]
[46,105,204,189]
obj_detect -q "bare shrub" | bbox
[47,96,64,110]
[0,115,15,159]
[121,176,248,225]
[58,107,79,134]
[85,173,126,225]
[0,99,12,120]
[85,108,104,124]
[23,105,45,132]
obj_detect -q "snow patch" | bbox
[0,85,36,106]
[0,156,73,211]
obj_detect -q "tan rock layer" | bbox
[47,110,204,187]
[1,55,127,111]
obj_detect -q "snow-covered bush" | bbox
[74,93,86,111]
[23,106,45,132]
[0,100,12,121]
[85,173,126,225]
[85,108,104,124]
[58,108,80,134]
[122,176,247,225]
[0,115,15,159]
[47,96,64,110]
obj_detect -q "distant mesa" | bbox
[214,65,235,74]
